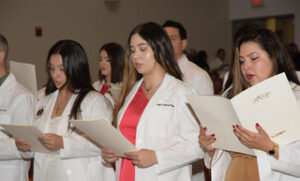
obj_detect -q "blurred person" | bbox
[194,50,210,73]
[209,48,228,78]
[93,42,125,106]
[186,48,198,62]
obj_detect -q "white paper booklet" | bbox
[9,60,38,96]
[0,124,52,153]
[70,119,137,156]
[188,73,300,156]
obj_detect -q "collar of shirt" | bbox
[177,54,186,65]
[0,72,9,87]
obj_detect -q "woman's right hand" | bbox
[15,138,31,152]
[101,148,120,163]
[199,124,216,156]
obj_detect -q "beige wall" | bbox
[0,0,230,88]
[230,0,300,45]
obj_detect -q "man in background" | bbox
[163,20,214,95]
[163,20,213,181]
[0,34,36,181]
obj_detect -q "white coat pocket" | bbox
[147,105,175,138]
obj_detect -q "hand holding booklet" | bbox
[70,119,137,157]
[0,124,52,153]
[188,73,300,156]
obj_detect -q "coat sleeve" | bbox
[0,93,36,160]
[257,87,300,178]
[60,93,113,159]
[257,141,300,178]
[192,70,214,96]
[208,149,232,181]
[154,91,204,174]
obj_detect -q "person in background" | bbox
[186,48,198,62]
[199,27,300,181]
[163,20,214,95]
[16,40,115,181]
[0,34,36,181]
[102,22,203,181]
[209,48,228,78]
[163,19,213,181]
[194,50,210,73]
[93,42,125,106]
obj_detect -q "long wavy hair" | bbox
[113,22,182,126]
[45,40,94,119]
[227,27,299,98]
[223,24,260,93]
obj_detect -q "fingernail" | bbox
[204,127,207,130]
[233,129,236,132]
[211,134,215,137]
[256,123,259,127]
[236,125,239,128]
[213,138,216,141]
[232,125,235,128]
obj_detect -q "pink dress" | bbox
[119,84,149,181]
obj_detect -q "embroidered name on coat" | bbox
[156,103,175,107]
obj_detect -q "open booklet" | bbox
[9,60,38,96]
[0,124,53,154]
[70,119,137,157]
[188,73,300,156]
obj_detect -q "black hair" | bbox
[98,42,125,83]
[45,40,94,119]
[162,20,187,40]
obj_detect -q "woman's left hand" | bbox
[233,123,273,152]
[38,133,64,151]
[124,149,157,168]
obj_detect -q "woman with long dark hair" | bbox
[16,40,115,181]
[101,22,203,181]
[93,42,125,105]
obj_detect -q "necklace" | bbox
[53,92,72,115]
[55,105,61,114]
[54,101,66,114]
[143,81,162,95]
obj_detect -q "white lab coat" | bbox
[93,80,121,106]
[31,89,115,181]
[178,55,213,181]
[115,74,204,181]
[204,83,300,181]
[0,73,36,181]
[178,55,214,95]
